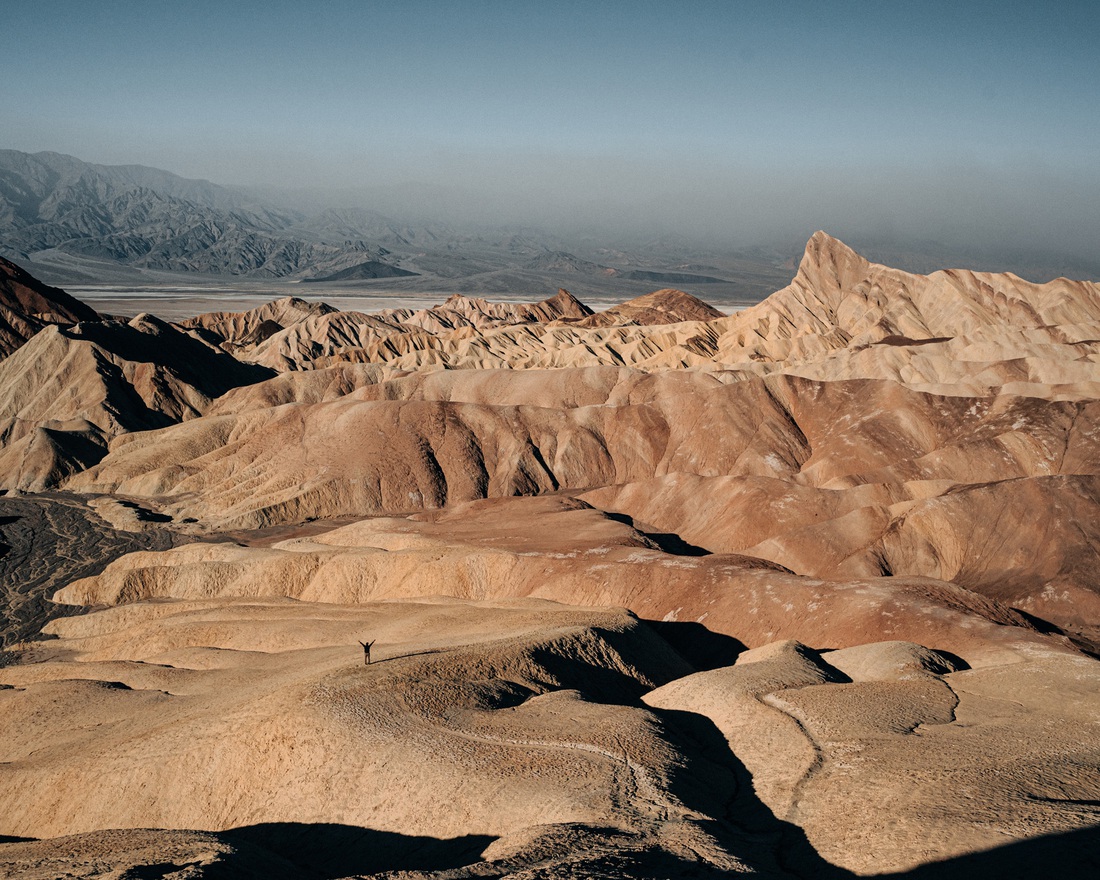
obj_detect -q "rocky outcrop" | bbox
[0,314,272,489]
[180,296,338,348]
[575,288,725,326]
[0,257,100,359]
[188,235,1100,400]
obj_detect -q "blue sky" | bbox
[3,1,1099,252]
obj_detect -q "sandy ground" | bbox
[1,516,1099,877]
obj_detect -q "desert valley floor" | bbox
[1,232,1099,878]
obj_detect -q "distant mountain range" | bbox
[2,149,1095,299]
[0,150,792,302]
[0,151,399,280]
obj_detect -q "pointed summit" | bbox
[543,288,595,319]
[797,231,872,282]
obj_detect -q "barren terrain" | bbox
[1,233,1099,877]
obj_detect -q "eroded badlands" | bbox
[1,235,1099,877]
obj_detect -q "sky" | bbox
[3,0,1099,255]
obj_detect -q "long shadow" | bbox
[601,511,711,556]
[1012,607,1100,659]
[883,824,1100,879]
[643,619,746,671]
[371,647,450,664]
[650,705,852,879]
[106,499,173,524]
[217,822,495,879]
[651,704,1100,879]
[645,531,711,556]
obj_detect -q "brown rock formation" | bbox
[576,288,725,327]
[0,257,100,359]
[0,314,272,489]
[180,295,337,348]
[3,232,1100,876]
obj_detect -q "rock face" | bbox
[575,288,725,326]
[0,313,272,489]
[0,257,100,359]
[3,231,1100,877]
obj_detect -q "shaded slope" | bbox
[0,257,100,359]
[0,314,273,489]
[66,370,810,527]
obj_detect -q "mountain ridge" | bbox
[2,234,1100,876]
[0,255,101,358]
[0,150,404,279]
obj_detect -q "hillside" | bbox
[0,150,402,279]
[0,255,100,358]
[1,235,1099,877]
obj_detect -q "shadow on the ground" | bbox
[218,822,495,879]
[643,618,746,671]
[652,702,1100,880]
[644,531,711,556]
[884,824,1100,880]
[371,647,449,665]
[601,511,711,556]
[652,705,852,879]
